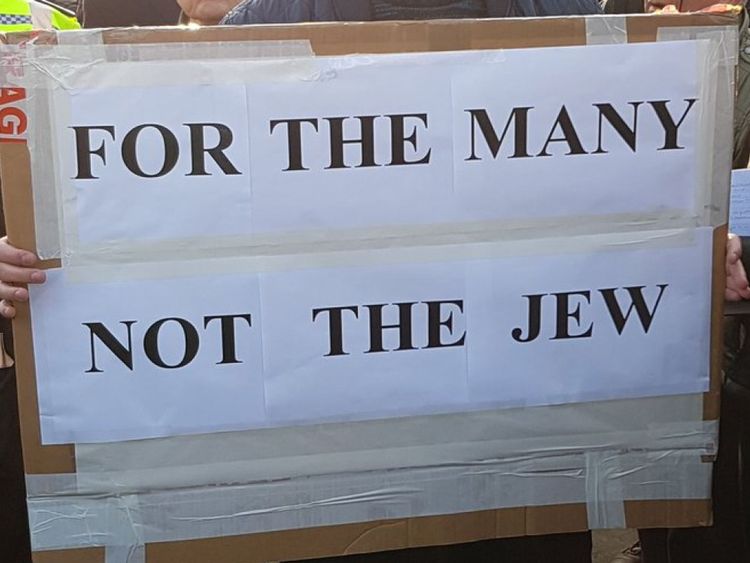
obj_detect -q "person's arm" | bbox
[221,0,274,24]
[177,0,242,25]
[220,0,316,25]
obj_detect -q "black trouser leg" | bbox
[0,367,31,563]
[640,385,750,563]
[668,388,748,563]
[295,532,593,563]
[638,529,668,563]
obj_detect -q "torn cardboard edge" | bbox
[0,13,733,561]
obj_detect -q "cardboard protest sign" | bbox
[0,13,735,563]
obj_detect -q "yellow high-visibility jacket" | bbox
[0,0,80,31]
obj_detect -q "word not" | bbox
[83,313,253,372]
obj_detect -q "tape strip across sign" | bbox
[585,451,627,529]
[585,16,628,45]
[656,25,738,228]
[67,393,710,495]
[27,421,716,552]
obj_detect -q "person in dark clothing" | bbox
[0,205,30,563]
[370,0,487,19]
[221,0,602,25]
[602,0,644,13]
[295,534,594,563]
[77,0,181,27]
[0,343,29,563]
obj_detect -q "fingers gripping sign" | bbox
[726,234,750,302]
[0,237,45,319]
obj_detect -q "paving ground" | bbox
[592,530,638,563]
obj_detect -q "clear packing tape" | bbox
[0,21,736,560]
[655,24,739,230]
[29,446,713,562]
[585,15,628,44]
[28,427,716,557]
[27,395,717,558]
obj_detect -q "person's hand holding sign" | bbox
[0,237,45,319]
[726,234,750,302]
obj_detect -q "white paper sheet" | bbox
[32,272,266,444]
[63,84,253,245]
[49,41,710,257]
[451,42,702,220]
[730,168,750,236]
[31,230,712,444]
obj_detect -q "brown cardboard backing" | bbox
[34,547,105,563]
[0,13,731,561]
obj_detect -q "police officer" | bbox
[0,0,79,31]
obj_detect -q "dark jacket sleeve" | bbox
[221,0,318,25]
[509,0,602,16]
[225,0,602,25]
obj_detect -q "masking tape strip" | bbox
[23,41,316,86]
[657,26,738,229]
[67,399,715,495]
[585,451,626,529]
[27,437,714,552]
[56,29,104,46]
[585,16,627,45]
[0,45,60,256]
[57,214,706,270]
[96,40,315,62]
[59,225,709,284]
[28,81,64,259]
[656,26,738,66]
